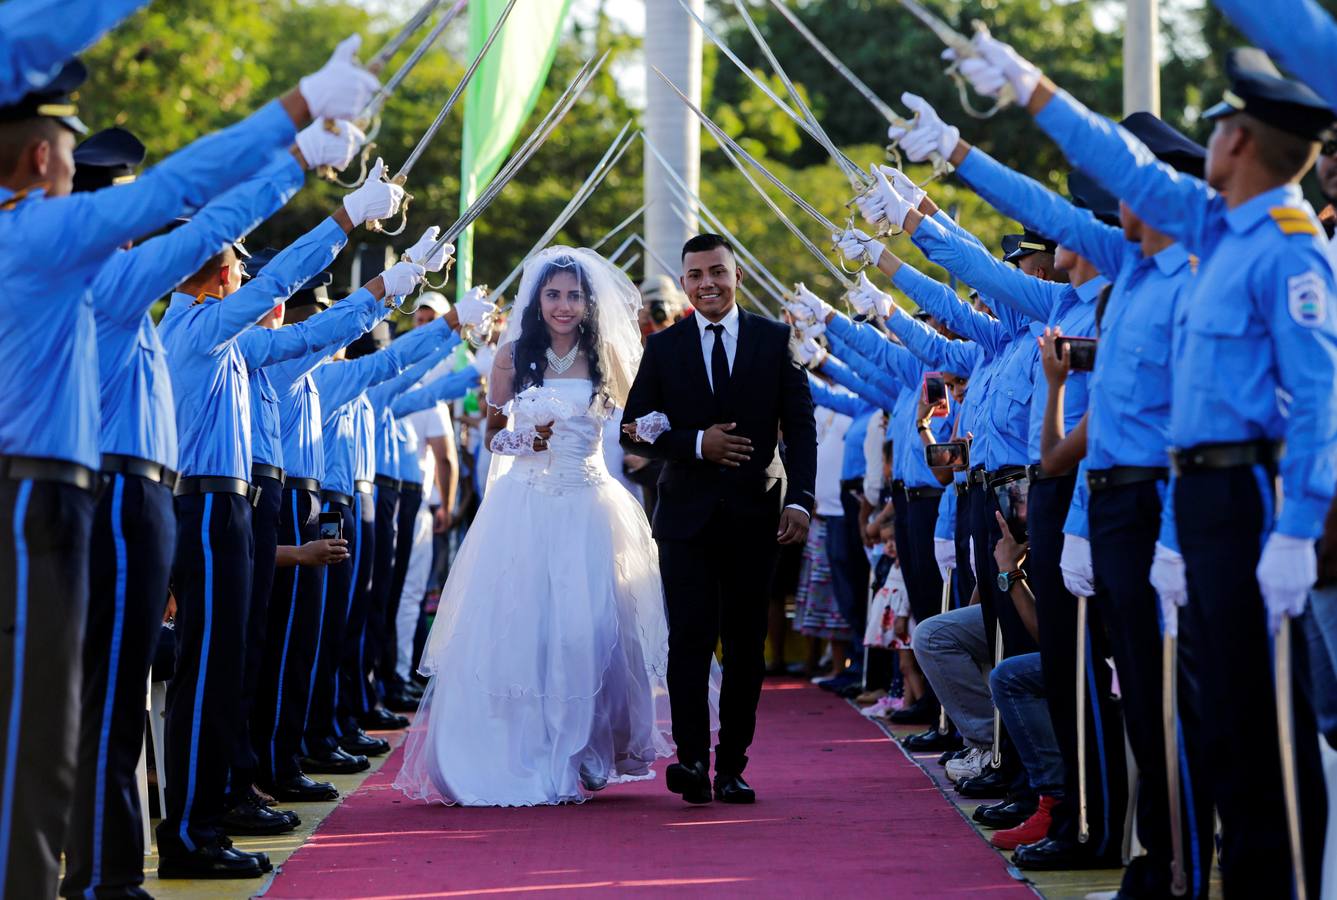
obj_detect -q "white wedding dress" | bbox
[394,378,677,806]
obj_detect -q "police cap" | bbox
[1067,171,1120,226]
[1002,229,1057,264]
[1203,47,1336,140]
[72,127,146,192]
[0,59,88,135]
[1120,112,1206,177]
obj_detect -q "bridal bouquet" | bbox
[514,385,580,424]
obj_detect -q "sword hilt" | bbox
[422,253,454,292]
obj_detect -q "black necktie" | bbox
[706,323,731,414]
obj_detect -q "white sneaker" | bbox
[945,746,986,784]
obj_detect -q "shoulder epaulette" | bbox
[1269,206,1321,236]
[0,187,33,212]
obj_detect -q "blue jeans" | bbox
[990,652,1064,797]
[1305,586,1337,744]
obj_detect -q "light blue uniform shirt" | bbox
[935,487,956,540]
[391,366,481,484]
[159,216,353,480]
[1063,458,1092,538]
[0,0,149,103]
[1037,88,1337,538]
[955,147,1195,471]
[1214,0,1337,112]
[823,331,901,408]
[367,342,460,477]
[0,98,296,469]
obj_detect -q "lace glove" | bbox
[456,285,496,327]
[299,35,381,121]
[344,158,405,226]
[295,119,365,171]
[835,227,885,268]
[1060,534,1095,598]
[1150,542,1188,638]
[490,426,541,456]
[633,412,670,444]
[1257,533,1316,633]
[850,271,893,319]
[890,93,960,164]
[934,537,956,581]
[404,226,453,272]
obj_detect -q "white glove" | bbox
[344,158,405,226]
[470,343,496,375]
[834,227,885,268]
[795,336,823,368]
[794,283,834,322]
[966,28,1042,105]
[1149,542,1188,638]
[1257,533,1316,633]
[455,285,496,328]
[784,299,815,324]
[877,164,927,211]
[867,164,915,231]
[800,319,826,342]
[295,119,365,171]
[889,93,960,164]
[380,260,425,298]
[405,226,453,273]
[299,35,382,121]
[849,272,893,319]
[1060,534,1095,598]
[633,411,671,444]
[934,537,956,581]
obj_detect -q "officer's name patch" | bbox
[1288,271,1326,328]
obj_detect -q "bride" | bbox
[394,246,678,807]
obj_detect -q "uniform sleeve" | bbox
[260,289,392,387]
[955,146,1128,278]
[824,330,902,405]
[1263,246,1337,537]
[931,209,986,249]
[391,368,482,417]
[366,353,439,412]
[935,488,956,540]
[380,317,456,370]
[890,263,1004,353]
[93,151,303,328]
[1214,0,1337,112]
[1157,476,1178,552]
[0,0,149,103]
[825,311,924,389]
[1062,460,1091,538]
[1034,89,1220,256]
[809,364,879,416]
[911,213,1063,324]
[882,299,988,376]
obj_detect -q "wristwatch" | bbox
[997,569,1025,592]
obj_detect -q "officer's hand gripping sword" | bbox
[897,0,1016,119]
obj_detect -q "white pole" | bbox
[644,0,703,281]
[1123,0,1160,116]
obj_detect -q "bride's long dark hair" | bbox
[513,255,609,408]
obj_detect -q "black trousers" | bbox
[1028,474,1126,855]
[1090,479,1214,898]
[970,477,1036,658]
[362,482,399,702]
[380,485,422,692]
[0,478,94,899]
[904,493,945,624]
[335,488,376,729]
[157,491,253,856]
[232,472,283,788]
[953,487,975,607]
[659,504,779,775]
[253,487,320,782]
[830,484,869,660]
[1176,466,1325,899]
[62,474,175,897]
[304,498,354,754]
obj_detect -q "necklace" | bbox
[545,344,579,375]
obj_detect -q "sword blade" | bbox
[589,203,646,251]
[395,0,520,183]
[364,0,466,121]
[367,0,446,74]
[898,0,973,54]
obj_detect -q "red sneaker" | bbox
[990,795,1057,850]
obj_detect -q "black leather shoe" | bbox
[383,690,419,713]
[221,795,297,836]
[974,796,1037,829]
[1012,836,1119,871]
[219,838,273,874]
[889,697,940,725]
[360,706,409,730]
[301,746,370,774]
[259,774,339,803]
[339,728,391,757]
[955,767,1012,798]
[665,761,712,804]
[157,841,263,879]
[902,727,962,753]
[713,772,756,804]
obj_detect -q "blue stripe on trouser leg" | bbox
[178,493,215,850]
[332,493,364,735]
[1085,626,1112,858]
[301,500,340,754]
[0,480,33,885]
[88,475,127,891]
[269,490,303,780]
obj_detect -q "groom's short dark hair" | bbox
[681,233,734,260]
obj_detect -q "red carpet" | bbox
[265,681,1031,898]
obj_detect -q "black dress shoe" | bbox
[219,837,274,874]
[974,797,1037,829]
[665,761,712,804]
[301,746,371,774]
[902,727,962,753]
[383,690,419,713]
[955,767,1012,798]
[713,772,756,804]
[889,697,939,725]
[221,795,297,836]
[157,841,264,879]
[1012,836,1118,871]
[360,706,409,730]
[339,728,391,757]
[259,774,339,803]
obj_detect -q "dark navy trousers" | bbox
[361,483,399,704]
[379,485,422,692]
[305,497,355,753]
[233,472,283,789]
[334,487,376,731]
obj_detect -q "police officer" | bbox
[961,35,1337,898]
[0,0,148,104]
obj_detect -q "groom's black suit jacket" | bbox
[620,309,817,541]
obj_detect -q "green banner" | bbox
[455,0,572,298]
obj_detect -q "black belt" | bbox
[1087,465,1169,492]
[374,475,401,491]
[354,479,374,495]
[175,476,260,506]
[905,485,945,500]
[101,453,178,490]
[986,465,1027,490]
[321,490,354,507]
[969,466,988,485]
[1169,440,1281,477]
[0,454,97,491]
[954,481,969,497]
[890,479,906,495]
[251,463,284,484]
[1026,463,1065,483]
[400,480,423,493]
[286,477,320,493]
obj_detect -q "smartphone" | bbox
[994,478,1030,543]
[922,372,950,416]
[318,511,342,541]
[1056,336,1097,372]
[925,441,969,471]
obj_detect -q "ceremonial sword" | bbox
[1163,625,1189,896]
[1274,616,1309,900]
[897,0,1016,119]
[589,204,645,252]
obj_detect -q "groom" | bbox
[622,233,816,804]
